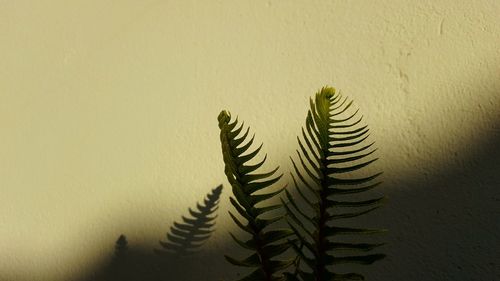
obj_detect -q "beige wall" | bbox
[1,1,499,280]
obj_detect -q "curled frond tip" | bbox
[218,110,231,128]
[320,86,336,98]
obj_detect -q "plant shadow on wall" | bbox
[75,87,387,281]
[75,185,223,281]
[66,84,500,281]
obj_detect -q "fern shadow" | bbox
[155,184,223,257]
[70,81,499,281]
[73,235,161,281]
[74,185,224,281]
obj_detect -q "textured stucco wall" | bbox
[1,1,499,280]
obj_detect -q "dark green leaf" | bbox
[325,242,385,252]
[324,226,386,236]
[327,206,381,220]
[326,197,384,208]
[225,253,261,267]
[327,253,386,265]
[326,173,382,186]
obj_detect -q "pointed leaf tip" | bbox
[218,110,231,128]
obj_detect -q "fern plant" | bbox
[283,87,385,281]
[218,110,294,281]
[155,185,223,257]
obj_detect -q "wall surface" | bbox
[1,1,499,280]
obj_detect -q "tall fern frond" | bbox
[284,87,386,281]
[155,185,223,257]
[218,110,294,281]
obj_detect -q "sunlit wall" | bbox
[1,1,499,280]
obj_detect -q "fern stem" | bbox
[316,163,329,281]
[255,234,273,281]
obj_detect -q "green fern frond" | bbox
[218,110,294,281]
[155,185,223,257]
[284,87,386,281]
